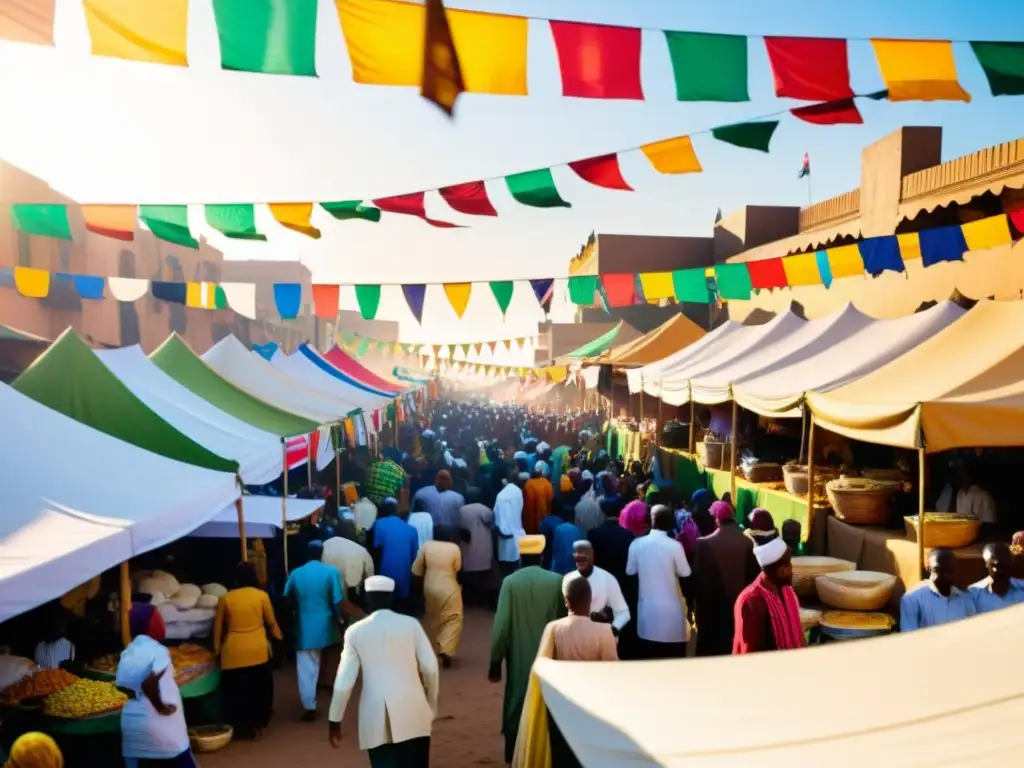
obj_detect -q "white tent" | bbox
[626,320,745,394]
[733,301,965,417]
[96,346,284,485]
[0,384,239,622]
[191,496,326,539]
[535,604,1024,766]
[271,349,392,415]
[202,336,358,423]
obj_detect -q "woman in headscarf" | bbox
[618,482,650,538]
[689,488,716,538]
[4,733,63,768]
[746,508,779,547]
[411,526,463,668]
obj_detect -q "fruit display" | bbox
[43,679,127,718]
[170,643,214,670]
[86,643,215,686]
[1,669,79,704]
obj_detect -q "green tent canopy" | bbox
[13,329,238,473]
[564,322,627,358]
[150,334,318,438]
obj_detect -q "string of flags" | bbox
[2,212,1021,318]
[336,331,536,361]
[8,2,1022,103]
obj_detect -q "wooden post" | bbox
[639,374,645,423]
[657,393,663,436]
[282,444,290,574]
[688,397,695,455]
[729,399,738,504]
[120,562,132,648]
[798,407,808,464]
[806,413,816,546]
[236,497,247,562]
[918,448,927,578]
[334,425,342,510]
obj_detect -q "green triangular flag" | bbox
[568,275,598,305]
[376,341,387,352]
[714,263,753,300]
[970,41,1024,96]
[489,280,514,316]
[212,0,318,76]
[354,285,381,320]
[671,269,711,303]
[340,332,356,345]
[320,200,381,222]
[205,204,266,240]
[140,205,198,249]
[11,204,73,240]
[505,168,571,209]
[447,344,456,360]
[711,121,779,153]
[461,344,470,358]
[214,285,229,309]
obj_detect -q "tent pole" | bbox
[729,399,738,505]
[335,425,342,512]
[236,497,247,562]
[639,374,645,423]
[688,398,695,455]
[282,444,290,574]
[306,438,313,489]
[657,393,663,436]
[806,413,816,548]
[918,448,927,579]
[798,407,808,464]
[120,562,132,648]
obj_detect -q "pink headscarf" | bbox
[619,499,649,537]
[710,501,734,525]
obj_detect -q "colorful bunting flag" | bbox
[460,343,470,358]
[312,284,341,320]
[746,258,788,290]
[439,181,497,216]
[83,205,136,241]
[273,283,302,319]
[270,203,321,238]
[671,268,711,303]
[961,214,1012,251]
[152,281,188,305]
[711,121,778,153]
[638,272,675,301]
[781,253,822,287]
[871,39,970,102]
[354,284,382,319]
[919,224,967,266]
[422,0,465,115]
[185,281,226,309]
[764,37,853,101]
[568,275,598,305]
[550,21,643,100]
[11,204,73,240]
[447,344,456,360]
[664,31,749,102]
[815,251,833,288]
[791,98,863,125]
[443,282,472,318]
[858,236,904,275]
[55,273,106,300]
[320,200,381,222]
[714,263,753,300]
[530,278,554,314]
[13,267,49,298]
[602,274,635,307]
[506,168,571,208]
[140,205,198,248]
[502,339,511,352]
[212,0,318,76]
[970,42,1024,96]
[473,343,482,356]
[641,136,702,174]
[83,0,189,66]
[487,341,497,354]
[568,154,633,191]
[826,244,865,279]
[402,284,427,323]
[489,281,514,316]
[206,204,266,240]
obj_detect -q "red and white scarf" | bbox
[754,575,805,651]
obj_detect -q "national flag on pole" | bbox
[798,153,810,179]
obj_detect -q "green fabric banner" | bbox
[205,204,266,240]
[11,204,73,240]
[212,0,319,76]
[505,168,571,208]
[664,31,749,102]
[567,275,598,305]
[489,280,514,315]
[970,41,1024,96]
[711,121,779,153]
[151,334,317,437]
[320,200,381,222]
[714,263,754,300]
[15,331,238,473]
[671,268,711,303]
[354,284,381,320]
[140,205,199,249]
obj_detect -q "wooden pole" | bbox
[334,425,342,511]
[639,374,645,423]
[282,444,290,574]
[657,393,663,435]
[729,399,738,504]
[806,413,816,546]
[120,562,132,648]
[798,407,808,464]
[688,397,695,455]
[236,497,247,562]
[918,448,927,579]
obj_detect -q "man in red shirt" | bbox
[732,536,805,654]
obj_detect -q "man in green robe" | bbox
[488,565,565,765]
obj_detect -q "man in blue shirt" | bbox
[899,548,977,632]
[969,542,1024,614]
[285,541,362,720]
[368,497,420,615]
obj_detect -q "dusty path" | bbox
[204,607,505,767]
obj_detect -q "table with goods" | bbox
[791,557,898,643]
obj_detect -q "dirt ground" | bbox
[203,606,505,767]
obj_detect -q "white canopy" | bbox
[0,383,239,622]
[191,496,325,539]
[202,336,358,423]
[536,604,1024,766]
[626,320,744,394]
[271,349,391,415]
[96,346,284,485]
[733,301,965,417]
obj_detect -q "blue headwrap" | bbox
[691,488,712,505]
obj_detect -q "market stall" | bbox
[271,344,396,411]
[189,495,326,539]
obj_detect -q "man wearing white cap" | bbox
[732,535,805,654]
[329,575,439,767]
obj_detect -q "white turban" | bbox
[581,469,594,481]
[535,460,549,477]
[513,451,528,461]
[754,537,788,568]
[518,472,531,481]
[537,442,551,454]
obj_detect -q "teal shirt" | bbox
[284,560,344,651]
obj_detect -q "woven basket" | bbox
[904,514,981,549]
[696,441,730,470]
[819,611,895,640]
[791,556,856,599]
[826,479,894,526]
[743,462,783,483]
[815,571,897,611]
[189,725,233,753]
[783,464,839,496]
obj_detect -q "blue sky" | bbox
[0,0,1021,356]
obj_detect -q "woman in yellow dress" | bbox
[411,527,463,667]
[213,562,284,739]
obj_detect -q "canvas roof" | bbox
[96,346,284,485]
[151,335,318,438]
[807,299,1024,451]
[626,320,745,394]
[0,383,239,622]
[202,336,359,423]
[191,495,325,539]
[601,313,706,366]
[13,330,237,473]
[734,302,965,418]
[535,605,1024,767]
[271,345,395,410]
[323,345,405,393]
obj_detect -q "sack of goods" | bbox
[157,583,217,640]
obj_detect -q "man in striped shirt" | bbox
[34,613,76,670]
